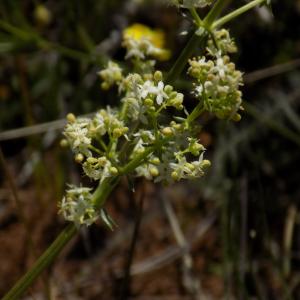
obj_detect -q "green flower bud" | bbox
[101,82,110,90]
[186,163,195,171]
[75,153,84,163]
[171,123,182,130]
[150,157,160,165]
[190,143,204,155]
[34,4,52,26]
[171,171,179,181]
[164,85,173,93]
[149,167,159,177]
[113,128,123,138]
[144,98,153,106]
[154,71,163,82]
[109,167,119,175]
[232,113,241,122]
[87,157,98,164]
[161,127,173,137]
[170,91,178,98]
[66,113,76,123]
[200,159,211,169]
[60,139,69,148]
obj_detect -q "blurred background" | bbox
[1,0,300,299]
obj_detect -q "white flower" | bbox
[194,84,204,96]
[98,61,123,88]
[214,56,227,78]
[139,80,157,99]
[59,186,98,227]
[124,39,146,60]
[63,118,92,157]
[90,112,106,136]
[138,80,168,105]
[155,81,168,105]
[83,156,114,183]
[135,164,153,180]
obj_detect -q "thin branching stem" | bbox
[212,0,267,29]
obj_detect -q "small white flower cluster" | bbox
[59,28,245,226]
[188,54,243,120]
[83,156,118,182]
[134,132,209,183]
[123,37,168,61]
[63,109,128,160]
[111,69,184,123]
[170,0,213,8]
[98,61,122,90]
[207,29,237,56]
[63,116,92,157]
[58,186,98,227]
[188,28,243,120]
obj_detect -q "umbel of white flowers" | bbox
[59,26,243,227]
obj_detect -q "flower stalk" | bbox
[212,0,267,29]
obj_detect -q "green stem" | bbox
[1,177,115,300]
[212,0,266,29]
[1,223,77,300]
[120,146,155,174]
[189,7,202,26]
[204,0,230,28]
[0,19,105,64]
[93,177,120,208]
[187,102,204,124]
[166,0,232,84]
[166,32,208,84]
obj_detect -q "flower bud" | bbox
[200,159,211,169]
[186,163,195,171]
[161,127,173,137]
[75,153,84,163]
[87,157,98,164]
[171,171,179,181]
[144,98,153,106]
[98,156,107,166]
[190,143,204,155]
[113,128,123,138]
[60,139,69,148]
[232,113,241,122]
[149,167,159,177]
[164,85,173,93]
[34,4,52,26]
[109,167,119,175]
[101,82,110,90]
[150,157,160,165]
[66,113,76,123]
[154,71,163,82]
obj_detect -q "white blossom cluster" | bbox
[59,23,245,226]
[188,28,243,120]
[122,37,169,61]
[58,186,98,227]
[206,29,237,56]
[98,61,122,90]
[60,62,208,224]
